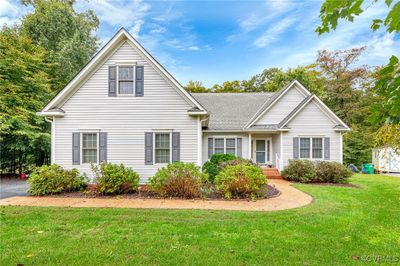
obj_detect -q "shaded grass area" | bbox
[1,174,399,265]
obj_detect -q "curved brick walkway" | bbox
[0,180,312,212]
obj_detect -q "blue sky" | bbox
[1,0,399,87]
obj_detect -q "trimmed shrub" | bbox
[281,160,317,183]
[148,162,208,198]
[28,164,86,196]
[91,162,140,195]
[315,161,353,183]
[215,164,266,199]
[202,153,237,182]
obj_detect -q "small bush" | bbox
[28,164,86,196]
[315,161,353,183]
[202,153,237,182]
[91,162,140,195]
[148,162,208,198]
[215,164,266,199]
[281,160,317,183]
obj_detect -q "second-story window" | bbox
[118,66,134,94]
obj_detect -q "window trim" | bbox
[212,136,238,156]
[116,64,136,96]
[153,132,172,165]
[81,132,99,165]
[299,137,324,160]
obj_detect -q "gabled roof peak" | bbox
[41,28,206,114]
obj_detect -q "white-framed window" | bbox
[155,132,171,164]
[213,137,237,156]
[82,133,98,164]
[118,66,134,95]
[299,137,324,159]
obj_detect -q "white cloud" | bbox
[188,46,199,51]
[0,0,31,26]
[76,0,150,38]
[0,0,18,17]
[253,17,295,48]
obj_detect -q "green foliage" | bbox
[282,160,317,183]
[91,162,140,195]
[28,164,86,195]
[202,154,237,182]
[148,162,208,198]
[371,55,400,125]
[185,81,210,93]
[248,66,325,96]
[374,124,400,152]
[316,0,400,34]
[0,26,54,170]
[21,0,99,88]
[215,164,266,199]
[343,126,374,167]
[282,160,352,183]
[315,161,353,183]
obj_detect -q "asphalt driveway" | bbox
[0,179,30,199]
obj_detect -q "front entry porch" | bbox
[248,133,283,179]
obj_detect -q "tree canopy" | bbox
[0,0,99,174]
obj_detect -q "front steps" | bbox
[262,167,283,179]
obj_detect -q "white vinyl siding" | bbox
[54,42,198,181]
[282,99,342,167]
[254,85,306,125]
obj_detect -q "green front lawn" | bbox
[1,174,399,265]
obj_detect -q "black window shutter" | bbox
[324,137,330,160]
[293,137,299,159]
[109,66,117,96]
[136,66,144,97]
[208,138,213,159]
[72,133,80,165]
[145,132,153,165]
[237,138,242,157]
[99,132,107,163]
[172,132,180,162]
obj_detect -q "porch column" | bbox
[248,133,252,160]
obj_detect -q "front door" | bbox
[254,139,271,164]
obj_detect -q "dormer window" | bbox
[118,66,134,94]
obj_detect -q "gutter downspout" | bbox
[44,116,55,164]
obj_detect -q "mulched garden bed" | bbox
[47,183,280,201]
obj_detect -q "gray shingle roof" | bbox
[192,93,274,130]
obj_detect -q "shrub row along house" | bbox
[38,28,350,181]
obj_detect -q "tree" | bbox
[316,0,400,34]
[252,66,325,96]
[317,0,400,150]
[0,26,54,173]
[21,0,99,89]
[185,81,210,93]
[315,47,371,126]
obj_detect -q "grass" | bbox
[1,174,399,265]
